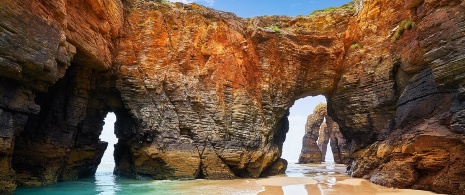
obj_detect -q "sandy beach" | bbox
[250,163,442,195]
[15,162,443,195]
[157,163,443,195]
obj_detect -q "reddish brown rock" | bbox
[317,122,330,161]
[0,0,464,194]
[0,0,123,193]
[332,0,465,194]
[111,0,348,181]
[260,158,288,176]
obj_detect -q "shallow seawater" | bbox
[15,162,442,195]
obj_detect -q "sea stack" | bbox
[298,103,350,164]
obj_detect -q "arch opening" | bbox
[282,95,326,163]
[281,95,349,166]
[94,112,118,193]
[97,112,117,174]
[9,60,133,187]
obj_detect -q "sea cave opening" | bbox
[96,112,118,174]
[94,112,118,192]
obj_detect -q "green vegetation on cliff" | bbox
[391,19,415,42]
[309,1,356,16]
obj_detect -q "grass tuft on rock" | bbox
[266,25,280,32]
[350,43,361,49]
[309,2,356,16]
[391,19,415,42]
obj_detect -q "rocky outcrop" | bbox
[260,158,288,176]
[298,103,349,164]
[0,0,123,193]
[110,0,348,182]
[0,0,464,194]
[326,115,350,164]
[298,103,325,163]
[330,0,465,194]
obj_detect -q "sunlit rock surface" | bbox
[0,0,464,194]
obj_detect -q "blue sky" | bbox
[169,0,352,17]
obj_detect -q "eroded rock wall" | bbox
[112,0,349,180]
[0,0,350,191]
[12,64,126,186]
[0,0,464,194]
[0,0,124,193]
[298,103,325,163]
[329,0,465,194]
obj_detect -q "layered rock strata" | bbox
[298,103,349,164]
[330,0,465,194]
[0,0,464,194]
[298,103,325,163]
[0,0,124,192]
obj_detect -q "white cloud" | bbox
[167,0,215,6]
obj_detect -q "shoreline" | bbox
[15,163,442,195]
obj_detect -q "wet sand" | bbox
[170,163,442,195]
[15,162,443,195]
[254,163,442,195]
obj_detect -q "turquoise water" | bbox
[15,114,440,195]
[14,162,171,195]
[14,160,263,195]
[15,162,442,195]
[13,161,322,195]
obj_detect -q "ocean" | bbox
[15,114,440,194]
[14,160,441,195]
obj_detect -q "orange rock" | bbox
[0,0,465,194]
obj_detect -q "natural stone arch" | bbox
[1,0,465,194]
[110,0,349,179]
[11,62,130,186]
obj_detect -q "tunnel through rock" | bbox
[10,61,135,186]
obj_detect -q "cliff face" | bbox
[331,0,465,194]
[112,0,348,180]
[0,0,464,194]
[0,0,123,191]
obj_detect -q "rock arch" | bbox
[0,0,465,194]
[11,61,134,185]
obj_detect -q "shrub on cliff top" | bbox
[309,2,356,16]
[391,19,415,42]
[350,43,361,49]
[266,25,280,32]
